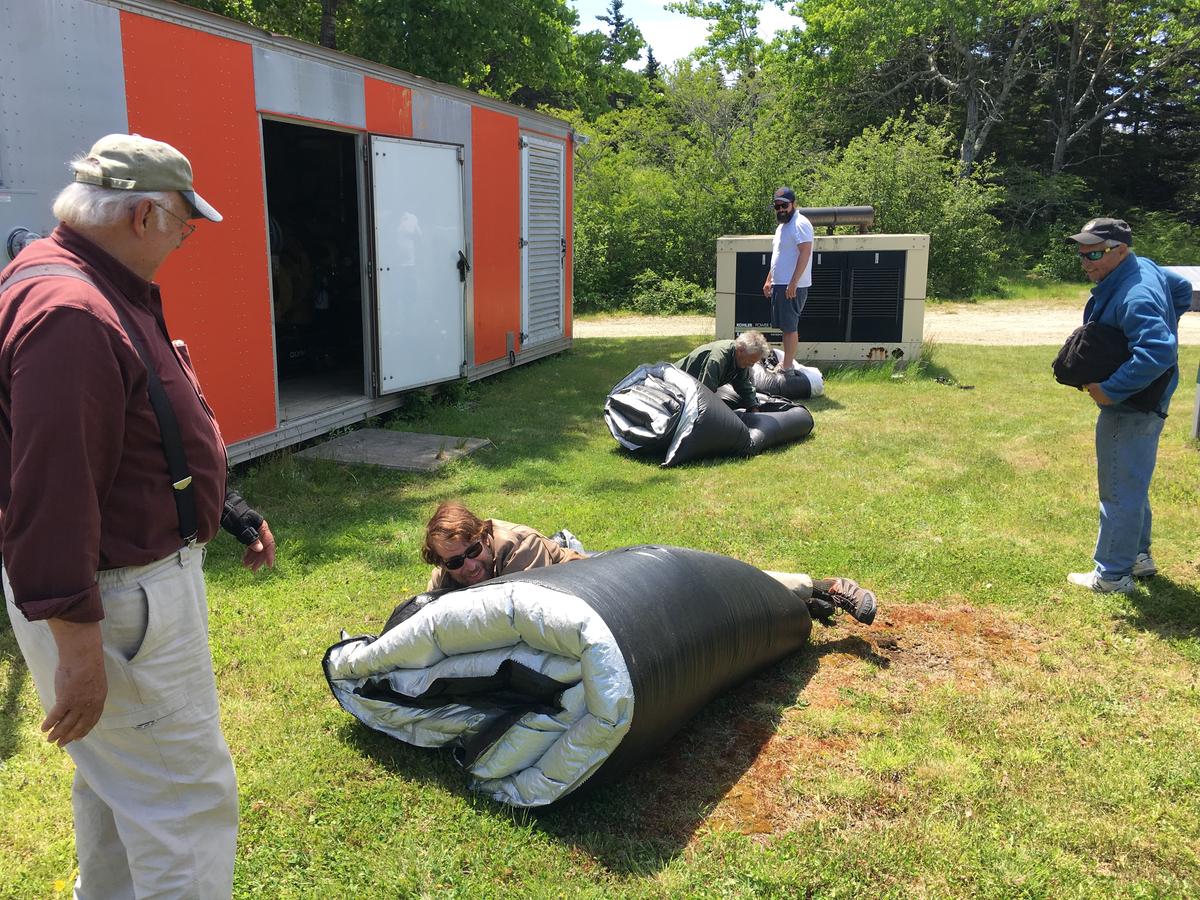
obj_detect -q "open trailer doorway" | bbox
[263,119,368,422]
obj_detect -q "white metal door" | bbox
[520,135,565,348]
[371,136,465,394]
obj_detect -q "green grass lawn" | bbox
[3,338,1200,898]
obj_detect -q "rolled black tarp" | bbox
[711,386,816,449]
[713,384,808,414]
[324,546,812,806]
[742,405,815,453]
[600,372,683,454]
[605,363,750,466]
[750,350,826,401]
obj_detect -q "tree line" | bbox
[183,0,1200,302]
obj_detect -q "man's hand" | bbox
[786,282,798,300]
[43,619,107,746]
[1085,383,1114,406]
[762,278,771,298]
[242,519,277,572]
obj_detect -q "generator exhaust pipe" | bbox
[794,206,875,233]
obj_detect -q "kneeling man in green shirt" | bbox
[675,330,769,411]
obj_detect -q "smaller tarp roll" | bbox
[740,406,815,452]
[751,350,825,400]
[324,546,812,806]
[713,385,797,413]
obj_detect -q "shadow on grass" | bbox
[339,719,473,800]
[529,634,887,874]
[0,623,29,762]
[801,394,843,412]
[1120,577,1200,654]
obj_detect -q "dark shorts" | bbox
[770,284,808,334]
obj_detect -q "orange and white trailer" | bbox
[2,0,577,461]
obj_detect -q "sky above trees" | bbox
[570,0,796,66]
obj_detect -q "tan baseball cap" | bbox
[72,134,222,222]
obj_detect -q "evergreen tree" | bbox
[644,46,662,85]
[596,0,645,66]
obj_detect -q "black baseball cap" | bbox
[773,187,796,204]
[1067,217,1132,246]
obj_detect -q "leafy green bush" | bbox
[1030,209,1200,282]
[997,168,1093,275]
[1031,227,1088,282]
[809,117,1005,298]
[628,270,715,315]
[1127,210,1200,266]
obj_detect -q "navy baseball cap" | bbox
[1067,217,1132,246]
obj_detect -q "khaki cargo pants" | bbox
[5,545,237,899]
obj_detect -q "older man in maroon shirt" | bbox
[0,135,274,898]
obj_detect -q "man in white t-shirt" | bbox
[761,187,814,372]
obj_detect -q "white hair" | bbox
[52,181,174,230]
[735,329,770,361]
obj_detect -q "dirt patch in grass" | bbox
[602,603,1047,850]
[702,603,1044,840]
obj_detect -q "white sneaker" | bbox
[1131,553,1158,578]
[1067,571,1135,594]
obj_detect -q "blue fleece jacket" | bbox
[1083,251,1193,412]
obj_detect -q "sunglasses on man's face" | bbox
[441,539,484,570]
[1078,246,1113,261]
[773,203,791,211]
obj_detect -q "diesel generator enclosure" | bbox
[716,234,929,366]
[1,0,577,461]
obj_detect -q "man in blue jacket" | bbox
[1065,217,1192,593]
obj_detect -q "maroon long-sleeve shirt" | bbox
[0,225,227,623]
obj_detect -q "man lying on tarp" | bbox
[420,501,876,626]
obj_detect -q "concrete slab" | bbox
[296,428,492,472]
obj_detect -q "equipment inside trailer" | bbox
[263,120,366,421]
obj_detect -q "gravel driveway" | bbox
[574,302,1200,345]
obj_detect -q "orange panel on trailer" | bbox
[364,78,413,137]
[470,107,521,365]
[120,12,274,444]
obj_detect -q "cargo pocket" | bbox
[97,567,214,729]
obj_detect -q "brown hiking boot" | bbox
[814,578,877,625]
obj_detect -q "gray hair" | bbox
[52,180,173,230]
[735,329,770,361]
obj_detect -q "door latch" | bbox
[457,250,471,283]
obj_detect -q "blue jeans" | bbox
[1093,406,1165,580]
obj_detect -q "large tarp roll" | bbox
[601,370,683,454]
[605,363,750,466]
[324,546,812,806]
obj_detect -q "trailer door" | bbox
[370,136,465,394]
[520,135,565,348]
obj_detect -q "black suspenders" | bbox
[0,264,199,543]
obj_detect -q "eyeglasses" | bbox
[441,539,484,570]
[773,203,791,211]
[1078,246,1113,261]
[153,202,197,241]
